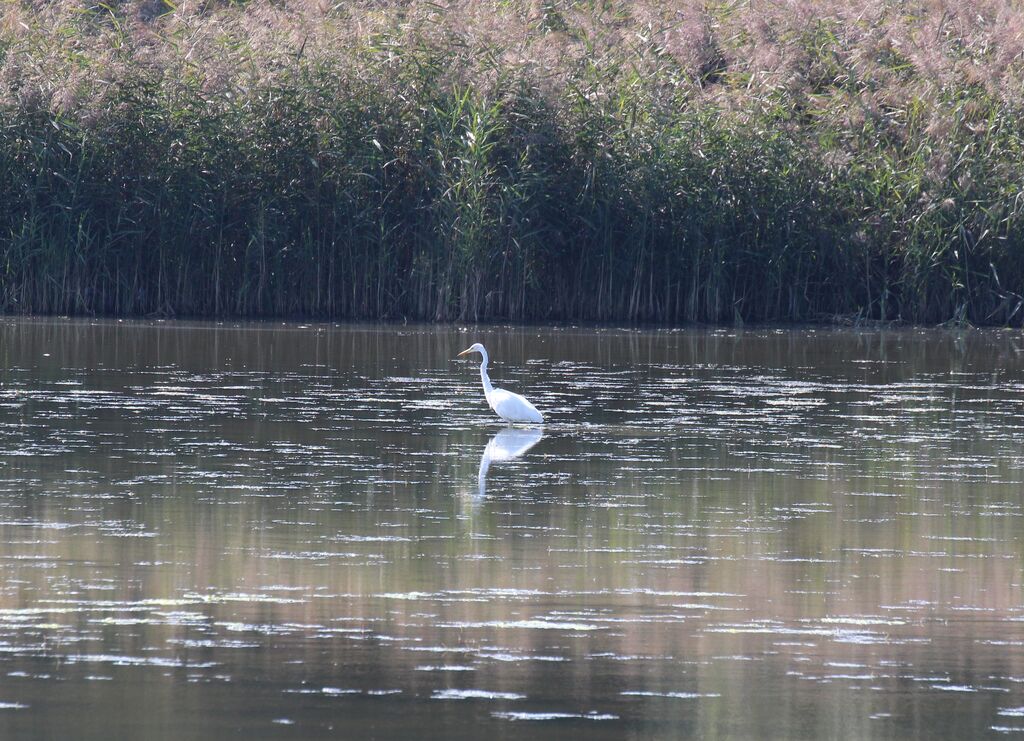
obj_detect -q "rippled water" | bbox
[0,319,1022,739]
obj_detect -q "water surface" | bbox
[0,319,1021,739]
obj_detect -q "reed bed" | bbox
[1,0,1023,324]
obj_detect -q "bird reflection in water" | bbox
[476,427,544,499]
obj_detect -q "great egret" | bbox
[456,342,544,424]
[477,427,544,498]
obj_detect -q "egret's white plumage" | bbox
[456,342,544,424]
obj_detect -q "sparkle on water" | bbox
[0,319,1021,739]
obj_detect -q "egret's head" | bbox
[457,342,486,358]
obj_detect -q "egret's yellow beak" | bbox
[456,348,473,358]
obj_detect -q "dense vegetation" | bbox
[1,0,1023,324]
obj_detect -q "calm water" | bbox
[0,319,1022,739]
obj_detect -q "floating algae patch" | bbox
[431,689,526,701]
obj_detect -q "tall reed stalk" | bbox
[1,0,1023,324]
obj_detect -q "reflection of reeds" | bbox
[3,1,1024,324]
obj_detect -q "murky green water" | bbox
[0,319,1022,739]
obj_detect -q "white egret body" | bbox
[456,343,544,424]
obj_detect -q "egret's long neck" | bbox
[478,349,494,396]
